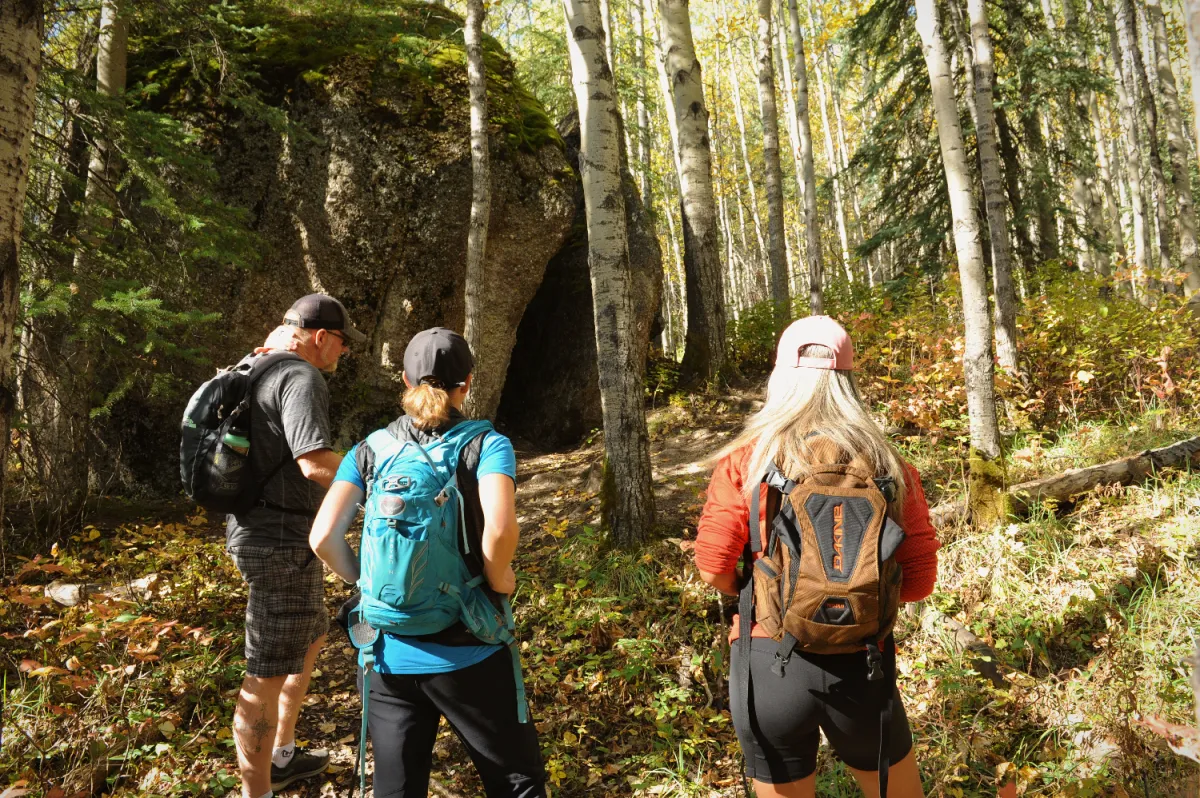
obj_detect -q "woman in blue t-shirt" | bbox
[310,327,545,797]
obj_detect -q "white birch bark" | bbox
[1090,89,1128,263]
[914,0,1001,461]
[717,0,769,272]
[658,0,727,383]
[562,0,656,546]
[0,0,43,530]
[1107,0,1153,299]
[755,0,791,325]
[463,0,494,418]
[803,2,853,283]
[1185,0,1200,163]
[787,0,824,314]
[635,0,653,205]
[1147,0,1200,301]
[967,0,1020,374]
[1120,0,1173,278]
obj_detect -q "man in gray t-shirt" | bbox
[226,294,365,798]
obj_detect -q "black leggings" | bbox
[358,649,546,797]
[730,637,913,784]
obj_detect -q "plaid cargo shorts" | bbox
[229,546,330,678]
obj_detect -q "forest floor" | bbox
[3,387,1200,797]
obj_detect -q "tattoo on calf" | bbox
[251,711,272,754]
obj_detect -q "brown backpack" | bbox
[734,436,907,794]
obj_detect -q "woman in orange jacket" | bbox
[694,316,940,798]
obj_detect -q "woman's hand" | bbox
[487,564,517,595]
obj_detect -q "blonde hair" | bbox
[402,380,453,430]
[716,344,907,512]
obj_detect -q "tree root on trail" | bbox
[915,603,1007,689]
[928,434,1200,524]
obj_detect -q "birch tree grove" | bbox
[659,0,728,385]
[786,0,824,314]
[463,0,492,417]
[0,0,43,531]
[562,0,657,546]
[754,0,791,327]
[914,0,1003,516]
[1145,0,1200,302]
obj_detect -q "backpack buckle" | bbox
[770,651,791,677]
[866,644,884,681]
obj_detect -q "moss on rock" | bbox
[131,1,561,155]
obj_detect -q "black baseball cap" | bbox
[403,327,473,387]
[284,294,366,344]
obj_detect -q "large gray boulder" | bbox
[183,5,575,440]
[100,4,577,494]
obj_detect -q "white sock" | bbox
[271,742,295,769]
[256,792,273,798]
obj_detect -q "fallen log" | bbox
[1008,434,1200,511]
[928,434,1200,524]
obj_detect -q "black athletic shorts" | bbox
[730,637,913,784]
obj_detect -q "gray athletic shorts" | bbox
[229,546,330,678]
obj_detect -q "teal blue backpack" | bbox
[347,419,528,797]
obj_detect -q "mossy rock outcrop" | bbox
[137,2,575,441]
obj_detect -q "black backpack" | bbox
[179,351,300,513]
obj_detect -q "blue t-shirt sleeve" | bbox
[476,432,516,481]
[334,443,366,490]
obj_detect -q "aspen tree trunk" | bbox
[659,0,728,384]
[1121,0,1173,278]
[648,2,688,338]
[462,0,495,419]
[787,0,824,314]
[1185,0,1200,161]
[966,0,1020,374]
[1146,0,1200,301]
[1057,0,1113,278]
[0,0,43,535]
[995,106,1037,278]
[1089,89,1128,263]
[562,0,656,546]
[755,0,791,327]
[822,41,869,284]
[717,45,758,304]
[804,3,853,283]
[914,0,1005,521]
[717,0,768,273]
[636,0,653,205]
[1107,0,1153,299]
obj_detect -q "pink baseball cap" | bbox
[775,315,854,371]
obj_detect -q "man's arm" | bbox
[296,448,343,489]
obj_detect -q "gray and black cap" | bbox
[284,293,366,343]
[403,327,473,388]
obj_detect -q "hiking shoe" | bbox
[271,747,330,790]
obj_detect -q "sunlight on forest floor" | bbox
[2,398,1199,797]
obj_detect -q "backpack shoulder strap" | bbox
[363,429,407,494]
[244,351,303,386]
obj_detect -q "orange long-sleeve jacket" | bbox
[694,445,941,640]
